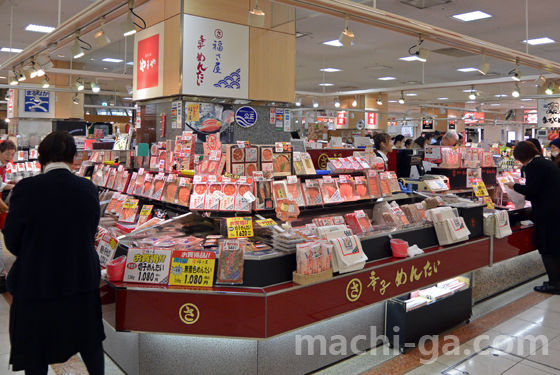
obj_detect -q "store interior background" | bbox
[0,0,559,143]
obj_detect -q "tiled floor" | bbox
[0,244,125,375]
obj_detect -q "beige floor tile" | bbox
[534,297,560,314]
[517,307,560,330]
[521,359,560,375]
[403,360,448,375]
[528,346,560,370]
[435,343,476,367]
[493,317,560,341]
[502,361,560,375]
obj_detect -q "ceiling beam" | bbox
[272,0,560,74]
[45,68,132,81]
[1,84,127,96]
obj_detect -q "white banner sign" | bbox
[133,22,165,101]
[182,14,249,99]
[538,98,560,127]
[17,87,55,118]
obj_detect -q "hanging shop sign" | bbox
[123,248,172,284]
[7,89,14,118]
[448,120,456,130]
[421,118,434,131]
[538,99,560,128]
[335,111,347,129]
[133,22,165,100]
[169,250,216,287]
[183,14,249,99]
[366,112,377,129]
[235,106,257,128]
[17,88,55,118]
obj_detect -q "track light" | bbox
[512,84,521,97]
[248,0,265,28]
[468,85,477,100]
[477,52,490,75]
[76,77,84,91]
[535,73,546,87]
[126,84,133,95]
[108,99,115,106]
[42,75,50,88]
[72,94,79,105]
[91,80,100,93]
[398,91,405,104]
[334,97,341,108]
[29,64,38,79]
[376,94,382,105]
[9,70,18,85]
[352,96,357,107]
[121,10,137,36]
[295,96,301,106]
[71,38,84,59]
[511,61,523,81]
[36,54,53,71]
[33,94,41,103]
[17,69,26,82]
[312,98,319,108]
[95,17,111,48]
[546,83,554,95]
[338,15,354,47]
[410,35,428,62]
[4,92,9,100]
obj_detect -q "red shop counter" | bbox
[99,226,537,340]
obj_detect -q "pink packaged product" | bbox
[107,168,118,189]
[313,217,335,227]
[134,169,146,196]
[141,173,154,197]
[245,147,258,163]
[319,176,343,204]
[100,165,111,187]
[204,182,222,211]
[345,210,373,234]
[219,180,237,211]
[296,241,324,275]
[303,179,323,206]
[231,163,245,176]
[235,178,255,212]
[189,177,206,211]
[151,173,166,201]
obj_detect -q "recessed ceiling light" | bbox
[0,76,5,79]
[377,76,396,80]
[25,24,55,33]
[322,39,354,47]
[462,89,475,92]
[319,68,342,72]
[495,94,508,97]
[405,93,417,96]
[457,67,478,72]
[437,97,449,100]
[452,11,492,22]
[102,58,124,63]
[399,56,422,62]
[126,61,133,65]
[318,83,334,86]
[90,58,95,61]
[103,67,108,70]
[0,47,22,53]
[490,103,501,106]
[520,98,534,101]
[407,81,418,85]
[58,54,65,58]
[466,101,476,103]
[522,37,556,45]
[388,100,397,103]
[123,97,133,100]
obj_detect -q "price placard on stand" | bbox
[226,217,254,238]
[256,218,276,227]
[96,234,118,267]
[123,248,172,284]
[169,250,216,287]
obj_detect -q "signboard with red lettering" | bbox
[182,14,249,99]
[366,112,377,129]
[133,22,165,100]
[335,111,347,128]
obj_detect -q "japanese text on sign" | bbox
[123,248,172,284]
[226,217,254,238]
[169,250,216,287]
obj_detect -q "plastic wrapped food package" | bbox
[303,179,323,206]
[216,240,245,284]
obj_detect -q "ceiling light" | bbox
[535,73,546,87]
[376,94,382,105]
[58,54,65,58]
[478,60,490,75]
[4,92,9,100]
[490,103,501,106]
[416,48,429,62]
[398,91,405,104]
[72,94,79,104]
[29,64,38,78]
[76,77,84,91]
[522,37,556,45]
[377,76,396,80]
[91,80,100,93]
[123,97,133,100]
[495,94,508,97]
[388,100,397,103]
[437,97,449,100]
[406,93,417,96]
[102,58,123,63]
[71,39,84,59]
[9,75,17,85]
[17,70,26,82]
[457,67,478,72]
[126,61,133,65]
[295,96,301,106]
[399,56,422,62]
[42,75,50,88]
[36,54,53,70]
[338,15,354,47]
[248,0,265,27]
[520,98,533,101]
[0,47,23,53]
[121,10,137,36]
[546,83,554,95]
[318,83,333,86]
[439,108,446,114]
[512,84,521,97]
[352,96,357,107]
[108,99,115,106]
[334,97,341,108]
[126,84,133,95]
[94,17,111,48]
[312,98,319,108]
[452,11,492,22]
[25,24,55,33]
[319,68,342,72]
[512,62,523,81]
[469,92,477,100]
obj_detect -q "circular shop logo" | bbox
[346,278,362,302]
[235,106,258,128]
[179,303,200,325]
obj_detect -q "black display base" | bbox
[361,226,439,261]
[385,288,472,353]
[455,206,483,239]
[429,167,497,189]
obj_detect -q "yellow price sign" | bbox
[256,219,276,227]
[186,104,200,122]
[226,217,254,238]
[123,200,139,209]
[169,250,216,287]
[483,196,495,209]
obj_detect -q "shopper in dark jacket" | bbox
[506,141,560,294]
[549,138,560,169]
[3,131,105,373]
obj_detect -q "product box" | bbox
[273,153,292,176]
[118,198,139,223]
[354,176,370,200]
[219,180,237,211]
[303,179,323,206]
[151,173,166,200]
[338,175,357,202]
[162,174,178,203]
[231,163,245,176]
[319,176,343,204]
[176,177,191,206]
[254,177,274,211]
[141,173,154,197]
[286,176,305,206]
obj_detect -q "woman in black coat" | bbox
[3,131,105,374]
[506,141,560,294]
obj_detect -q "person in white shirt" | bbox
[373,132,392,170]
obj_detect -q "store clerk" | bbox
[373,132,392,170]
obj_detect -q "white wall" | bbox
[483,124,523,144]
